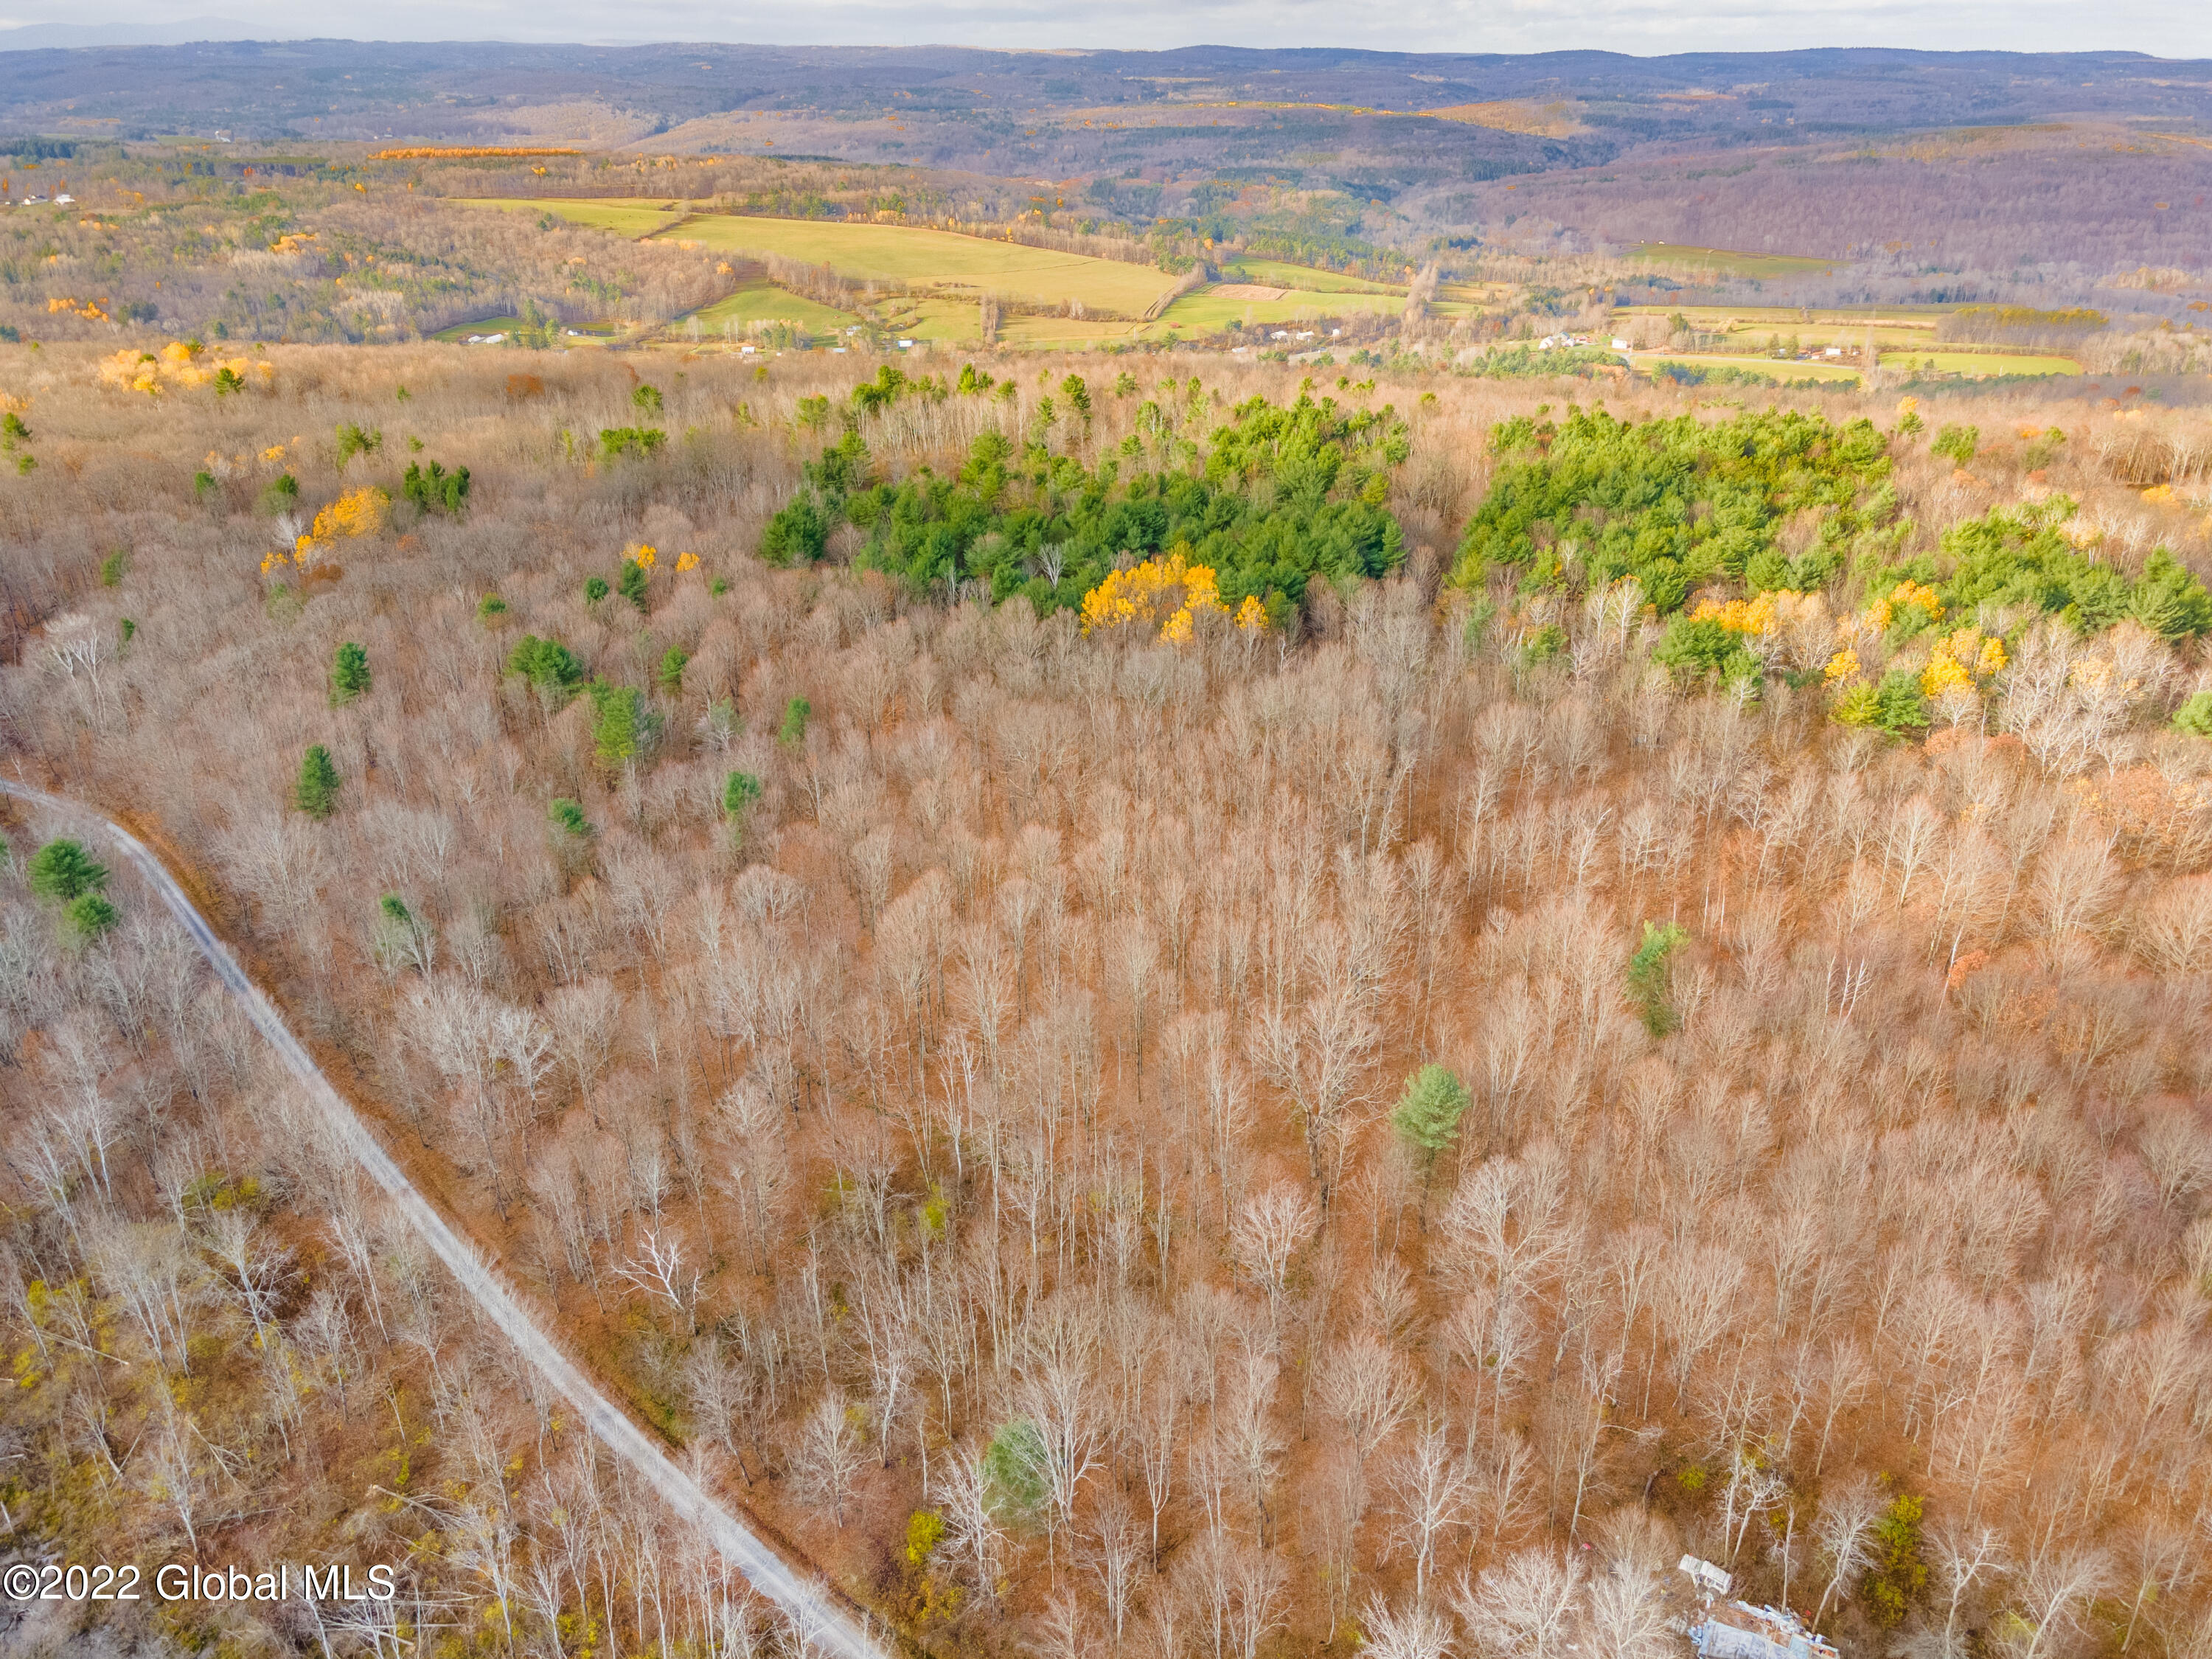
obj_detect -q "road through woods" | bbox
[0,778,891,1659]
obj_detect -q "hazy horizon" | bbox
[1,1,2207,58]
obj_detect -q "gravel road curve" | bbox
[1,778,890,1659]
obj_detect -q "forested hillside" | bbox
[5,42,2210,349]
[3,339,2212,1659]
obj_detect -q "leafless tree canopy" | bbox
[2,338,2212,1659]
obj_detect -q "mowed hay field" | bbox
[1628,241,1838,278]
[1881,349,2085,378]
[1615,305,2087,379]
[1151,287,1409,333]
[490,200,1185,318]
[1621,305,1947,352]
[1644,353,1865,383]
[1218,257,1406,295]
[429,313,525,341]
[692,281,859,335]
[655,217,1183,316]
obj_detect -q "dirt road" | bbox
[0,778,888,1659]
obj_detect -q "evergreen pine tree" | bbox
[1389,1064,1470,1169]
[28,838,108,904]
[588,682,642,768]
[779,696,812,748]
[331,641,372,703]
[723,771,763,818]
[64,892,119,940]
[296,745,342,818]
[1627,920,1688,1035]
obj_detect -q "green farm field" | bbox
[1881,349,2084,378]
[691,282,858,335]
[998,313,1148,347]
[655,213,1180,318]
[429,314,524,342]
[1154,288,1408,333]
[460,198,689,237]
[1218,257,1405,295]
[464,197,1181,318]
[1643,354,1864,384]
[1650,304,1951,326]
[1627,243,1838,279]
[1621,310,1946,352]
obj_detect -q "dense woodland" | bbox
[4,340,2212,1659]
[1464,125,2212,291]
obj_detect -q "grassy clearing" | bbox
[844,293,994,346]
[430,315,524,342]
[1881,349,2083,378]
[1642,354,1864,385]
[1158,288,1404,333]
[1627,243,1837,279]
[459,198,689,237]
[691,282,858,335]
[1219,257,1405,295]
[1637,303,1951,325]
[1619,307,1947,352]
[894,296,995,344]
[998,314,1144,348]
[647,214,1182,318]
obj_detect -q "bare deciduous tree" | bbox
[790,1387,864,1528]
[1453,1545,1584,1659]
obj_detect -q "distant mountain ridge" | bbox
[0,18,263,50]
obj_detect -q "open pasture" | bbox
[1627,242,1839,279]
[460,197,690,237]
[1219,257,1406,295]
[650,214,1183,319]
[459,196,1182,320]
[429,314,526,342]
[1153,287,1408,333]
[1881,349,2084,378]
[1642,353,1865,384]
[690,282,860,336]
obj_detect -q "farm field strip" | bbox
[1615,305,2085,374]
[650,213,1182,316]
[1641,353,1865,383]
[459,197,689,237]
[1879,349,2084,377]
[1627,242,1839,277]
[1624,303,1954,324]
[430,314,525,341]
[1155,288,1408,331]
[1220,257,1407,295]
[692,282,860,334]
[462,196,1180,318]
[1630,328,1943,354]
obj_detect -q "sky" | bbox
[3,0,2209,56]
